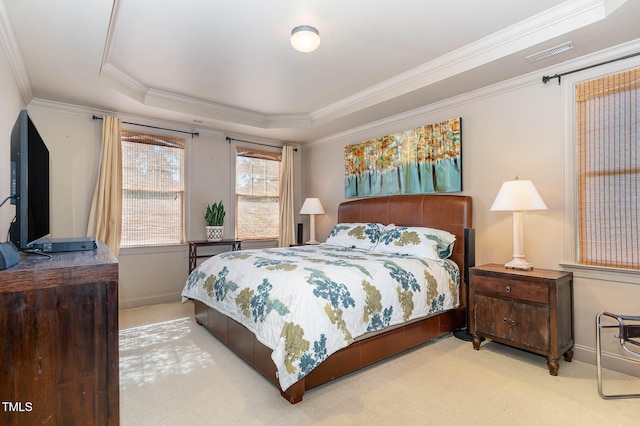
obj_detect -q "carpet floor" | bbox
[119,301,639,425]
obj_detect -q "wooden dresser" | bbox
[0,241,119,425]
[469,263,574,375]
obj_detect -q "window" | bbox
[120,130,185,247]
[575,67,640,269]
[235,147,281,240]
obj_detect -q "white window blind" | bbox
[121,130,185,247]
[576,67,640,269]
[235,147,281,240]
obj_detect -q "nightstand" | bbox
[469,264,574,375]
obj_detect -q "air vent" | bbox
[526,42,574,63]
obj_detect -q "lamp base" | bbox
[453,327,473,342]
[305,239,320,245]
[504,257,534,271]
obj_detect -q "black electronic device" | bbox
[453,228,477,342]
[9,109,50,250]
[29,236,97,253]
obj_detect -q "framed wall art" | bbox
[344,117,462,198]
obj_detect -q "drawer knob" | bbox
[510,320,517,327]
[505,285,511,293]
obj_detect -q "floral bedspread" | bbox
[181,244,460,390]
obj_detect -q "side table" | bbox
[469,263,574,375]
[188,239,242,273]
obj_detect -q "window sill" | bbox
[119,243,187,256]
[240,239,278,249]
[559,262,640,285]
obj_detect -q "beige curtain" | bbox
[87,115,122,256]
[278,146,295,247]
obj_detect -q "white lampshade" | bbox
[491,178,547,271]
[490,179,547,211]
[299,198,325,215]
[299,198,325,244]
[290,25,321,53]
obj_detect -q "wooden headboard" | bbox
[338,194,474,307]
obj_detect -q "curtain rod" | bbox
[542,51,640,85]
[226,136,297,151]
[92,115,199,138]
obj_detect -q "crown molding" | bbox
[144,88,267,127]
[307,35,640,148]
[0,0,33,104]
[144,86,313,129]
[27,97,226,138]
[306,73,540,149]
[99,62,147,103]
[99,61,312,129]
[99,0,624,131]
[28,36,640,149]
[311,0,623,124]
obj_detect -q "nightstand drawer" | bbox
[472,275,548,304]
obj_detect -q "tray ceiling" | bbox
[3,0,640,142]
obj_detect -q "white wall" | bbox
[303,80,564,266]
[0,39,26,238]
[19,104,302,309]
[302,49,640,374]
[25,106,100,238]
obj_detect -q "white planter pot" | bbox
[206,225,224,242]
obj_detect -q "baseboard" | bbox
[573,344,640,378]
[119,293,182,310]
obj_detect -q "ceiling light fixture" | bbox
[290,25,321,53]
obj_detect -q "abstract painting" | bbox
[344,117,461,198]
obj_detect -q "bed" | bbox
[182,194,473,403]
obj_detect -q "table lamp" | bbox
[299,198,325,244]
[490,177,547,270]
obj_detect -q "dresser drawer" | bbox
[472,275,548,304]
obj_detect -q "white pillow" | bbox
[325,223,383,250]
[373,225,456,259]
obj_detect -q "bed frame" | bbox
[192,194,473,403]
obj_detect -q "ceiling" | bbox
[3,0,640,143]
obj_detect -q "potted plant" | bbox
[204,201,225,241]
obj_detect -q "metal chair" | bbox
[596,311,640,399]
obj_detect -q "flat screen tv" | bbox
[9,109,50,250]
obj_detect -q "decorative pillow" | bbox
[374,225,456,259]
[325,223,383,250]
